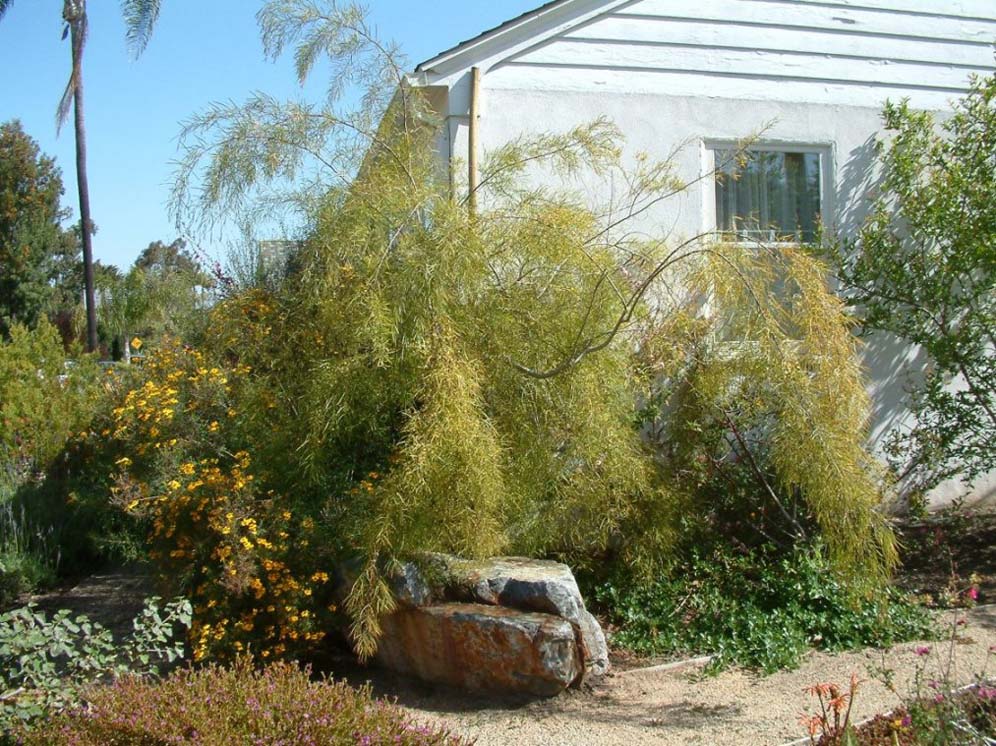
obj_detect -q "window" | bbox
[712,148,825,243]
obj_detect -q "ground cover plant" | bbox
[14,656,468,746]
[592,544,935,673]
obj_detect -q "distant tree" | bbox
[94,263,144,362]
[96,239,211,360]
[134,238,209,281]
[134,238,212,349]
[47,222,85,324]
[827,73,996,503]
[0,0,166,352]
[0,120,76,335]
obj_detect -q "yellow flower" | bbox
[208,421,220,433]
[115,456,133,468]
[180,463,195,476]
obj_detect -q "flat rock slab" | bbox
[442,556,610,677]
[376,603,583,697]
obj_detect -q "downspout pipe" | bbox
[468,66,481,215]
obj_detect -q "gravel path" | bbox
[26,567,155,639]
[372,606,996,746]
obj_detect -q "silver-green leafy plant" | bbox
[0,596,191,731]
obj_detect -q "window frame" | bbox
[701,140,836,246]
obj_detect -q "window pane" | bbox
[714,150,822,242]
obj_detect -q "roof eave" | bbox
[414,0,577,76]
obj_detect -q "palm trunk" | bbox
[70,18,98,353]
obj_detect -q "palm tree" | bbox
[0,0,163,352]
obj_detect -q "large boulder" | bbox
[375,603,583,697]
[439,556,610,677]
[335,554,610,695]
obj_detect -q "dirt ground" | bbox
[896,511,996,605]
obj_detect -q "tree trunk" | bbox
[122,334,131,364]
[70,16,99,353]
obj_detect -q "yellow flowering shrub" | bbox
[108,339,335,661]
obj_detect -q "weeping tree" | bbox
[169,0,896,656]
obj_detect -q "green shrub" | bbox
[594,544,936,674]
[15,657,468,745]
[0,597,191,732]
[0,320,113,597]
[0,320,103,474]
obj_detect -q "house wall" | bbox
[419,0,996,507]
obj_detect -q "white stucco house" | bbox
[406,0,996,506]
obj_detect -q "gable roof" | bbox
[413,0,629,79]
[415,0,570,72]
[412,0,996,110]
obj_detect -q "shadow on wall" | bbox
[832,135,915,449]
[861,332,924,449]
[835,135,882,237]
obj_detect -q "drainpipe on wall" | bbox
[468,66,481,216]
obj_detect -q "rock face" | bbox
[442,556,610,677]
[376,603,583,697]
[366,555,609,696]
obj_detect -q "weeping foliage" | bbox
[200,112,658,654]
[638,246,897,589]
[170,0,897,657]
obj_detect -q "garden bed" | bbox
[20,512,996,745]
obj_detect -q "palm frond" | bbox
[56,13,87,133]
[121,0,162,58]
[0,0,15,22]
[56,69,79,133]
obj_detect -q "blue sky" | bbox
[0,1,540,269]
